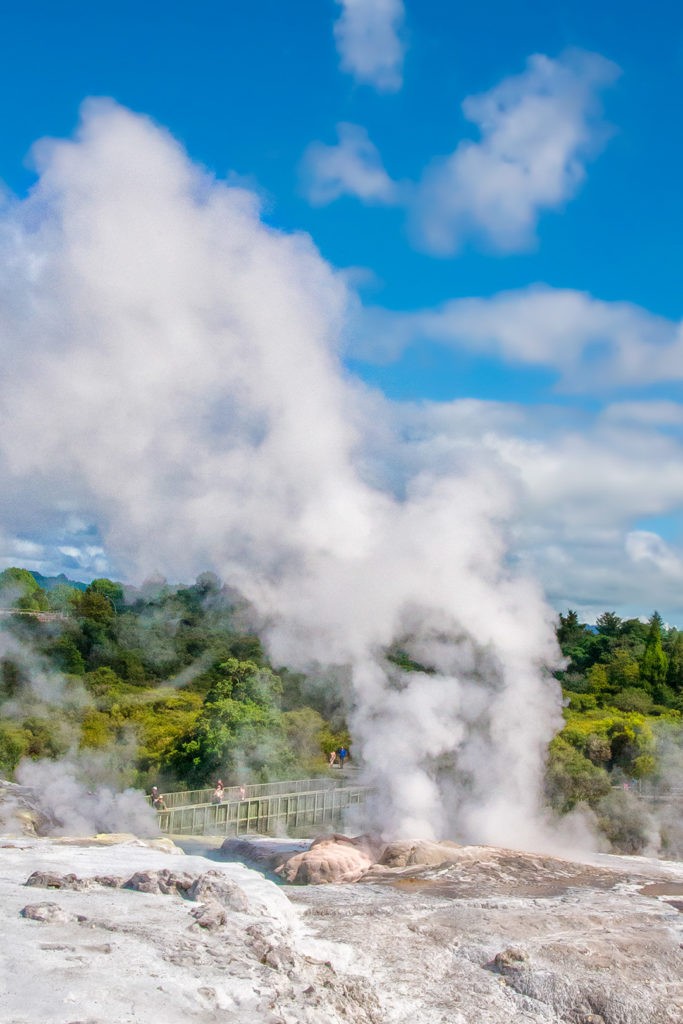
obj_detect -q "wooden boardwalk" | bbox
[155,777,368,837]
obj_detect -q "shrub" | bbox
[611,688,653,714]
[566,692,597,712]
[585,732,611,765]
[545,737,611,812]
[0,722,29,775]
[595,789,654,854]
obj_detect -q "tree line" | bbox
[0,567,349,791]
[546,608,682,853]
[0,566,681,853]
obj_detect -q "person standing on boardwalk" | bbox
[338,746,348,769]
[150,786,167,810]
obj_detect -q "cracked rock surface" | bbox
[2,834,683,1023]
[286,842,683,1024]
[1,837,380,1024]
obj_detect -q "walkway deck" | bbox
[155,775,368,837]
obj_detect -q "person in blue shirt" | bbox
[338,746,348,768]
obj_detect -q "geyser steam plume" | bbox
[0,101,562,846]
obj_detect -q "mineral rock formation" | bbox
[19,901,83,924]
[276,834,375,884]
[286,842,683,1024]
[376,838,462,869]
[3,832,683,1023]
[0,780,55,836]
[3,836,382,1024]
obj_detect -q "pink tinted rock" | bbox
[377,839,462,869]
[275,836,374,884]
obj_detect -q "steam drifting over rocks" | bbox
[1,766,158,839]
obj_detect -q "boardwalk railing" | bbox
[156,784,367,837]
[151,776,347,809]
[612,781,683,804]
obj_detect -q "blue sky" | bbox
[2,1,680,324]
[0,1,682,624]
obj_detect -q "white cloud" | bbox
[355,285,682,391]
[602,402,683,427]
[57,545,109,574]
[333,0,406,92]
[361,392,683,623]
[300,122,403,206]
[413,49,619,254]
[626,532,683,580]
[303,50,619,256]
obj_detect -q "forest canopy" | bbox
[0,568,349,791]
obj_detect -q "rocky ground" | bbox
[1,780,682,1024]
[0,835,382,1024]
[221,833,683,1024]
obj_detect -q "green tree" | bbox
[584,732,611,765]
[557,610,587,649]
[606,648,640,692]
[194,572,222,599]
[90,578,125,612]
[114,651,147,685]
[0,722,28,774]
[0,568,48,611]
[70,588,116,624]
[607,716,654,776]
[565,692,597,711]
[47,582,80,612]
[611,688,653,714]
[21,716,70,759]
[595,611,622,637]
[83,666,125,704]
[282,707,328,771]
[1,658,24,699]
[556,610,592,669]
[665,630,683,693]
[48,634,86,675]
[588,611,623,666]
[204,658,282,706]
[631,753,656,779]
[586,663,609,697]
[545,737,611,812]
[640,612,668,693]
[619,617,649,657]
[175,659,287,785]
[79,709,116,749]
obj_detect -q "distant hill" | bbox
[29,571,88,592]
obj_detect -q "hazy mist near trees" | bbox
[0,566,681,854]
[0,568,349,793]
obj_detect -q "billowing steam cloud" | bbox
[0,101,563,846]
[16,757,157,837]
